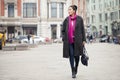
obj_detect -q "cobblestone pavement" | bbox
[0,43,120,80]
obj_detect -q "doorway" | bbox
[7,26,15,39]
[51,24,57,39]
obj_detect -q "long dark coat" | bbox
[62,16,86,58]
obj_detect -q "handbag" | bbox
[81,46,89,66]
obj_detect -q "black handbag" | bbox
[81,47,89,66]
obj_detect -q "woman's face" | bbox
[68,7,75,16]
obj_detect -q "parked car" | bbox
[14,35,27,43]
[117,35,120,44]
[20,36,46,44]
[33,36,46,43]
[99,35,108,42]
[53,38,62,43]
[113,37,119,44]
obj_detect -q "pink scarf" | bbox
[68,15,77,44]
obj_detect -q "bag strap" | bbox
[83,46,89,57]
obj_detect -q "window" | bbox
[87,17,90,24]
[114,11,118,20]
[119,10,120,19]
[116,0,118,6]
[99,14,102,22]
[110,2,112,7]
[47,3,49,18]
[51,24,57,39]
[91,15,95,23]
[105,13,108,21]
[59,3,64,18]
[93,5,96,10]
[51,2,57,18]
[99,4,102,10]
[92,0,95,3]
[112,1,114,7]
[8,3,14,17]
[110,12,114,20]
[23,3,36,18]
[105,3,107,8]
[119,0,120,5]
[110,11,118,20]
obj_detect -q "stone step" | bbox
[15,44,29,51]
[2,46,15,51]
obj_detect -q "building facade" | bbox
[0,0,73,40]
[86,0,120,37]
[0,0,41,40]
[71,0,87,25]
[40,0,70,39]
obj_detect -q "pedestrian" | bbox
[27,34,31,44]
[89,34,93,43]
[62,5,86,78]
[86,34,90,44]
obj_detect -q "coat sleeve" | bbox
[81,18,86,42]
[62,18,67,41]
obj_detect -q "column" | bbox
[57,3,59,18]
[57,24,61,38]
[49,3,51,18]
[15,2,17,17]
[4,2,7,17]
[37,22,40,36]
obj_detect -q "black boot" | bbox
[75,66,78,74]
[72,67,76,78]
[75,56,79,75]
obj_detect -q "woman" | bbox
[62,5,86,78]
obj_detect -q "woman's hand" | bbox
[83,41,86,46]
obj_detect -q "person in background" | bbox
[27,34,31,44]
[62,5,86,78]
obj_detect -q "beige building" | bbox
[86,0,120,37]
[0,0,41,40]
[0,0,87,40]
[40,0,70,39]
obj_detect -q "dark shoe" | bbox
[72,67,76,78]
[72,73,76,78]
[75,66,78,74]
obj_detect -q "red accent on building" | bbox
[17,0,21,16]
[38,0,40,16]
[0,0,1,16]
[1,0,4,16]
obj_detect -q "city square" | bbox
[0,43,120,80]
[0,0,120,80]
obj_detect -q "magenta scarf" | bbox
[68,15,77,44]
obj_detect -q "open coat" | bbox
[62,16,86,58]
